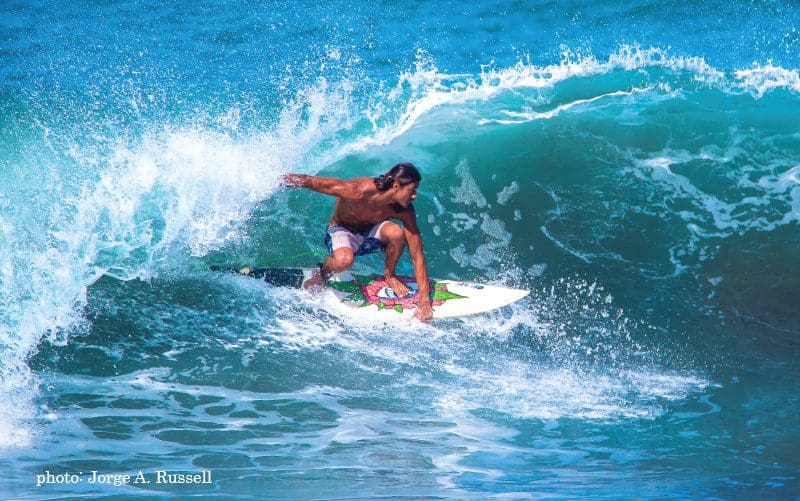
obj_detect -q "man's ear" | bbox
[392,181,401,191]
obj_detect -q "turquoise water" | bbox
[2,0,799,498]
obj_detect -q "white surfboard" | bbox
[212,266,529,319]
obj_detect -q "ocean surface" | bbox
[2,0,800,498]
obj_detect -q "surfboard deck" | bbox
[211,266,529,319]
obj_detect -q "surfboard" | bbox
[210,266,529,319]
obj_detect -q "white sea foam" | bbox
[435,364,702,420]
[734,62,800,97]
[497,181,519,205]
[449,159,488,208]
[0,362,35,448]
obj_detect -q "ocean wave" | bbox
[3,44,799,446]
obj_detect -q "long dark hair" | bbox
[373,163,422,192]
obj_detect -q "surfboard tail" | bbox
[210,266,306,288]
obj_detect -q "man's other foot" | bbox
[386,276,410,297]
[303,271,326,290]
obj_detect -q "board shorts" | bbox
[325,222,389,256]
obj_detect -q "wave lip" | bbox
[346,45,800,157]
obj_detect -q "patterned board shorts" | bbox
[325,221,389,256]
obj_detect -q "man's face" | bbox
[394,181,419,207]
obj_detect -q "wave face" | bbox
[2,0,800,498]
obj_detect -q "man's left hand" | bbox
[414,302,433,322]
[282,173,307,187]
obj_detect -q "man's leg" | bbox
[304,227,359,289]
[379,222,410,297]
[303,248,355,289]
[328,248,356,273]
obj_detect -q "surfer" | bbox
[283,163,433,322]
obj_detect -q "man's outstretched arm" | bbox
[283,174,364,200]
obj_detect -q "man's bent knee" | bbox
[380,222,405,245]
[330,249,355,271]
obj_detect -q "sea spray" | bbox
[0,75,384,442]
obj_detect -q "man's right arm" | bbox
[283,174,363,199]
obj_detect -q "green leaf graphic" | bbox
[431,289,467,301]
[344,292,365,302]
[377,302,386,310]
[353,274,375,285]
[393,304,404,313]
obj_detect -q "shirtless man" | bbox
[282,162,433,322]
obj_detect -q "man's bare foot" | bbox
[304,261,333,291]
[386,276,410,297]
[303,270,326,290]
